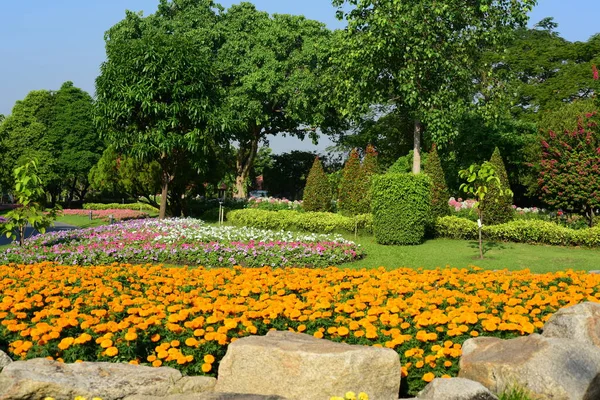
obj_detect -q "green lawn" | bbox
[55,214,109,229]
[337,236,600,273]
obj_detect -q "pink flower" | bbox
[593,65,599,81]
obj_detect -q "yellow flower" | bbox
[201,363,212,373]
[422,372,435,382]
[358,393,369,400]
[105,346,119,357]
[345,391,357,400]
[204,354,215,364]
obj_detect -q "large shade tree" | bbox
[95,1,227,218]
[331,0,537,174]
[217,3,342,198]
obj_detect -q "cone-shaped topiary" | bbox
[360,144,379,214]
[424,144,450,218]
[338,148,365,216]
[303,157,332,212]
[480,147,513,225]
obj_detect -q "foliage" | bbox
[481,148,514,225]
[303,157,332,213]
[371,174,432,245]
[95,2,225,218]
[331,0,536,173]
[227,209,373,235]
[247,197,303,212]
[263,151,319,200]
[387,151,428,175]
[538,113,600,227]
[424,145,450,219]
[434,216,600,247]
[217,3,342,198]
[338,149,365,216]
[0,84,103,207]
[83,203,159,212]
[0,263,597,395]
[0,219,363,268]
[459,161,512,258]
[499,386,535,400]
[1,159,59,246]
[88,147,162,207]
[360,145,379,214]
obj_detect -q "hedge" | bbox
[435,216,600,247]
[226,209,373,234]
[84,203,159,212]
[371,173,432,245]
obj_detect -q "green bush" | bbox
[371,173,432,245]
[435,216,600,247]
[480,147,513,225]
[338,149,366,216]
[84,202,159,212]
[424,145,450,218]
[227,209,373,234]
[303,157,332,212]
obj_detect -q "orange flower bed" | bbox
[0,262,598,395]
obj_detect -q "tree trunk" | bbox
[67,178,77,209]
[586,206,595,228]
[478,209,484,259]
[234,131,261,199]
[412,119,422,174]
[159,179,169,219]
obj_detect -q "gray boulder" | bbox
[0,351,12,370]
[215,330,401,400]
[0,358,195,400]
[459,334,600,400]
[125,394,286,400]
[417,378,498,400]
[542,302,600,347]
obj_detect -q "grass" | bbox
[337,235,600,273]
[55,214,109,229]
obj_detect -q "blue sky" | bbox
[1,0,598,153]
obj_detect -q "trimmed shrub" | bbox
[338,149,365,216]
[360,144,379,215]
[84,202,158,212]
[302,157,332,212]
[371,173,432,245]
[480,147,513,225]
[424,145,450,218]
[435,216,600,247]
[227,208,373,234]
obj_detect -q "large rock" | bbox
[125,394,286,400]
[0,358,184,400]
[542,302,600,347]
[459,334,600,400]
[215,331,401,400]
[417,378,498,400]
[169,376,217,394]
[0,352,12,370]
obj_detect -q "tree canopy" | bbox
[95,1,227,218]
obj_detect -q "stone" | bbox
[417,378,498,400]
[459,334,600,400]
[169,376,217,394]
[125,394,287,400]
[0,358,182,400]
[0,351,12,370]
[542,302,600,347]
[215,331,401,400]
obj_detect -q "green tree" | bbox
[481,147,514,225]
[539,112,600,227]
[459,162,513,259]
[47,82,104,206]
[331,0,536,174]
[360,144,379,214]
[217,3,341,198]
[88,147,162,207]
[424,145,450,219]
[1,159,59,246]
[95,2,226,218]
[302,157,332,212]
[337,149,365,216]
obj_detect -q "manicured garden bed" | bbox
[0,218,363,267]
[0,262,597,395]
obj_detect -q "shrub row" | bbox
[435,216,600,247]
[226,209,373,234]
[83,202,159,212]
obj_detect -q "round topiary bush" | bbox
[371,173,432,245]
